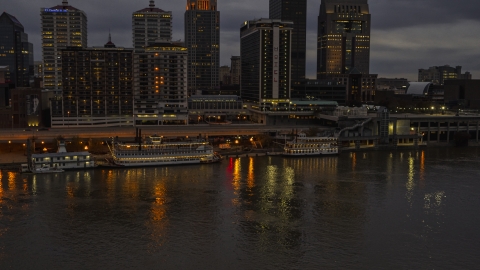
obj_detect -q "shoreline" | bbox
[2,143,479,171]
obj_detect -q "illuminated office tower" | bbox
[269,0,306,81]
[0,12,34,88]
[185,0,220,96]
[240,19,292,110]
[132,1,172,51]
[41,0,87,94]
[317,0,370,79]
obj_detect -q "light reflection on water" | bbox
[0,147,479,269]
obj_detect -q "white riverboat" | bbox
[107,135,222,167]
[27,165,64,173]
[22,140,94,173]
[283,133,338,156]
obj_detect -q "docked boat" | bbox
[283,133,338,156]
[22,164,64,174]
[106,135,222,167]
[21,140,95,173]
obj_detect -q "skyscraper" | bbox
[317,0,370,79]
[185,0,220,96]
[41,0,87,93]
[269,0,306,81]
[0,12,34,88]
[132,1,172,51]
[240,19,292,110]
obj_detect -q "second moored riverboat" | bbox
[106,135,222,167]
[283,133,339,156]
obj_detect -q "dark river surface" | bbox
[1,147,479,269]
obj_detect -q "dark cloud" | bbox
[370,0,480,30]
[4,0,479,81]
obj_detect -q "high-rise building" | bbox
[0,66,12,107]
[219,65,230,85]
[230,56,241,85]
[419,65,472,85]
[240,19,292,110]
[185,0,220,96]
[132,1,172,51]
[50,37,134,128]
[0,12,34,88]
[41,0,87,94]
[269,0,306,81]
[133,41,188,126]
[317,0,371,79]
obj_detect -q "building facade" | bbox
[240,19,292,111]
[132,1,172,51]
[418,65,472,85]
[133,41,188,126]
[444,79,480,109]
[269,0,306,81]
[331,69,377,105]
[230,56,241,85]
[376,77,409,91]
[0,12,34,88]
[291,79,347,105]
[219,65,230,85]
[41,0,87,94]
[51,38,134,128]
[317,0,371,79]
[0,87,42,129]
[184,0,220,96]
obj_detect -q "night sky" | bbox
[5,0,479,81]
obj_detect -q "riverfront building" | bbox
[317,0,371,79]
[269,0,307,81]
[133,40,188,126]
[184,0,220,96]
[0,12,34,88]
[132,1,172,51]
[41,0,87,94]
[51,38,134,128]
[240,19,293,111]
[418,65,472,85]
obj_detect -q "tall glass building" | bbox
[132,1,172,51]
[269,0,306,82]
[184,0,220,96]
[41,0,87,94]
[317,0,370,79]
[240,19,293,111]
[0,12,33,88]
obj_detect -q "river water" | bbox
[0,147,479,269]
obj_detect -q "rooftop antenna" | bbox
[62,0,69,6]
[149,0,155,8]
[108,29,111,42]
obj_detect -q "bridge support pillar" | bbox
[477,121,479,143]
[427,122,431,143]
[437,122,441,143]
[355,140,361,150]
[447,121,450,143]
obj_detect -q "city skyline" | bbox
[5,0,480,81]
